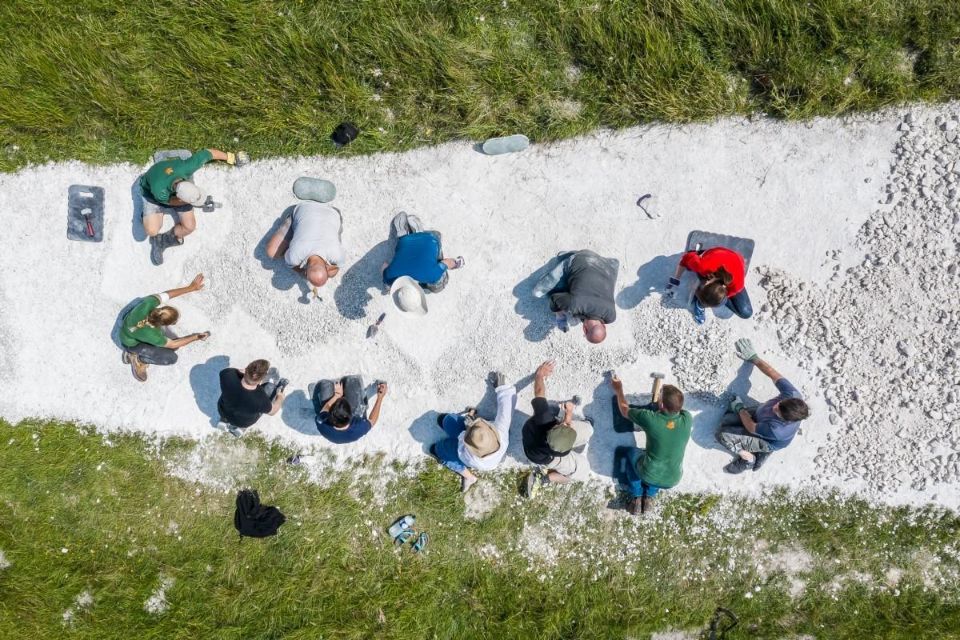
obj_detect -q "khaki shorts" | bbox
[545,419,593,478]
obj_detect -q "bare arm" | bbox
[753,358,784,383]
[207,149,229,162]
[533,360,555,399]
[321,382,343,413]
[611,375,630,419]
[739,408,758,434]
[267,391,285,416]
[164,331,209,350]
[561,402,574,425]
[164,274,204,300]
[368,383,388,427]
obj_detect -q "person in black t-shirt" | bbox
[521,360,593,499]
[217,359,287,437]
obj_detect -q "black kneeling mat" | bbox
[67,185,104,242]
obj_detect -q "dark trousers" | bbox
[611,395,654,433]
[725,288,753,319]
[313,375,367,417]
[125,343,177,366]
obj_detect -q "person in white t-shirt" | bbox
[265,202,345,289]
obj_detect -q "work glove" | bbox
[225,151,250,167]
[734,338,759,362]
[729,395,745,413]
[663,277,681,300]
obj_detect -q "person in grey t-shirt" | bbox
[266,202,345,289]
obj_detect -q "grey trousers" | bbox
[313,375,367,418]
[716,409,772,455]
[125,343,177,366]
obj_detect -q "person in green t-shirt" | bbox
[119,273,210,382]
[611,374,692,516]
[139,148,248,266]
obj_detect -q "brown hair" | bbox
[696,279,728,307]
[779,398,809,422]
[136,306,179,330]
[244,359,270,383]
[661,385,684,413]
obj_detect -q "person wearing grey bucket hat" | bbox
[521,360,594,499]
[428,371,517,492]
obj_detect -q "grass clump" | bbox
[1,0,959,170]
[2,418,960,638]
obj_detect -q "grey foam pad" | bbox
[152,148,192,163]
[481,134,529,155]
[685,230,755,268]
[67,185,104,242]
[293,177,336,203]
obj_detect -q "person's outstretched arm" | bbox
[753,358,784,383]
[533,360,555,399]
[165,331,209,350]
[268,390,285,416]
[164,274,204,300]
[368,383,388,427]
[611,374,630,418]
[492,384,518,436]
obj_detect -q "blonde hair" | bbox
[135,306,179,330]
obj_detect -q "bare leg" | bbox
[546,470,571,484]
[174,209,197,239]
[266,216,294,259]
[461,469,478,492]
[142,213,163,238]
[441,257,460,269]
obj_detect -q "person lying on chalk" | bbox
[665,244,752,324]
[118,274,210,382]
[381,211,464,293]
[532,249,619,344]
[140,148,247,265]
[266,202,344,295]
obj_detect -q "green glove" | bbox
[729,395,745,413]
[734,338,758,362]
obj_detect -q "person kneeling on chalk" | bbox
[665,244,751,325]
[118,274,210,382]
[217,359,287,438]
[266,202,344,294]
[532,249,619,344]
[381,212,464,294]
[312,376,388,444]
[716,339,810,474]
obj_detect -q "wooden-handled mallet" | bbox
[650,372,665,403]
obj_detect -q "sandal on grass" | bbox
[394,528,417,547]
[412,531,429,553]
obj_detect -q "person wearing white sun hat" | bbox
[390,276,429,315]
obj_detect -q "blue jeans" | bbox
[432,414,468,475]
[624,448,662,498]
[532,253,574,297]
[725,288,753,319]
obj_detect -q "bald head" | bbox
[583,319,606,344]
[305,256,330,288]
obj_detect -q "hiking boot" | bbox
[275,378,289,394]
[226,425,244,438]
[490,371,506,388]
[149,229,183,266]
[692,299,707,325]
[641,496,654,514]
[626,496,642,516]
[129,353,148,382]
[752,451,771,471]
[523,468,546,499]
[724,457,754,474]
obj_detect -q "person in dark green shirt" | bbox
[139,148,247,265]
[119,274,210,382]
[611,374,692,516]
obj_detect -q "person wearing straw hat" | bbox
[265,202,344,292]
[521,359,593,499]
[429,372,518,492]
[381,212,464,293]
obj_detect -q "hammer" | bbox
[650,372,665,403]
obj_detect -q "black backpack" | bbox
[234,489,286,538]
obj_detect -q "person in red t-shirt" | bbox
[665,246,752,324]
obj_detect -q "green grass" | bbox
[2,419,960,639]
[1,0,959,170]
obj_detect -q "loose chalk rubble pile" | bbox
[755,107,960,496]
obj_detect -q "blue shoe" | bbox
[692,299,707,325]
[556,313,570,332]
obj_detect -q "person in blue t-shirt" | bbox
[313,375,388,444]
[717,338,810,474]
[381,212,464,292]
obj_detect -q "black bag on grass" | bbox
[234,489,286,538]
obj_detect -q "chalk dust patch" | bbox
[464,481,503,521]
[519,523,559,567]
[650,631,699,640]
[144,576,175,615]
[62,590,93,625]
[0,550,9,569]
[165,438,260,492]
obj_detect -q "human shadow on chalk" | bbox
[616,252,684,310]
[408,410,443,455]
[581,379,645,479]
[512,260,560,343]
[255,205,313,300]
[334,239,392,320]
[280,388,319,436]
[689,361,757,452]
[189,355,230,427]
